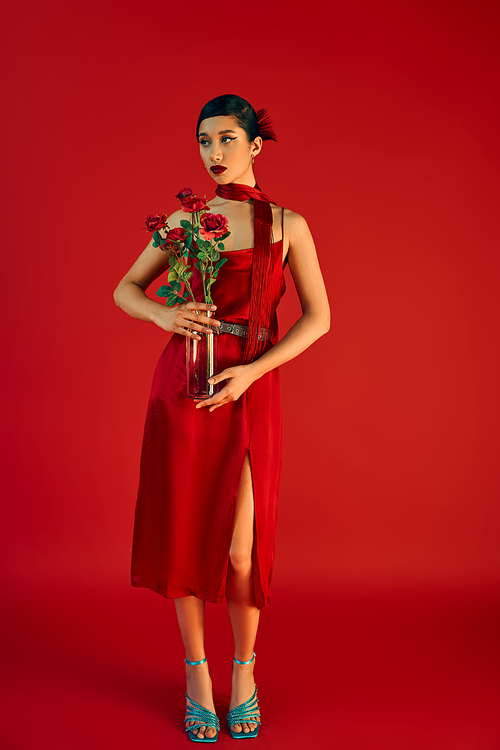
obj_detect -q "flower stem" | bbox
[182,275,197,303]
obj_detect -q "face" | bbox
[198,115,262,186]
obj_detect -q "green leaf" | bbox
[218,231,230,241]
[157,286,169,297]
[180,220,191,230]
[184,236,192,248]
[152,231,160,243]
[168,254,176,267]
[167,269,178,282]
[215,258,227,270]
[217,242,225,251]
[170,280,181,292]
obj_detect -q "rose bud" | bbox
[175,187,194,201]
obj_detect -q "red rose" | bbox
[166,227,187,244]
[145,213,168,232]
[199,213,229,240]
[181,195,209,214]
[175,187,194,202]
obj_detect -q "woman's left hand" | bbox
[194,364,257,412]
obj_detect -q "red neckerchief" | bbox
[215,182,276,363]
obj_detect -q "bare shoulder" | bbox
[156,207,192,239]
[283,208,310,236]
[164,208,188,230]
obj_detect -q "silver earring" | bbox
[252,156,255,165]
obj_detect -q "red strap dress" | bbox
[131,208,287,610]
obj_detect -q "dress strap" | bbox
[281,206,284,242]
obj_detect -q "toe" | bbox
[232,722,242,733]
[242,722,250,733]
[198,725,206,738]
[206,727,216,738]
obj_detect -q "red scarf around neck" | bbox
[215,182,276,364]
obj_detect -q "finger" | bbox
[183,320,216,334]
[183,310,220,325]
[207,370,231,385]
[194,393,216,408]
[177,311,217,333]
[198,382,232,403]
[195,399,214,409]
[185,313,222,329]
[185,301,218,312]
[208,396,232,411]
[195,394,228,410]
[208,402,227,412]
[176,326,202,340]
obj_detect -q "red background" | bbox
[2,1,499,748]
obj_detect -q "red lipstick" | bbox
[210,166,227,174]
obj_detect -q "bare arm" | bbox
[113,209,220,338]
[197,210,330,410]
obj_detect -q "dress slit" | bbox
[222,447,264,610]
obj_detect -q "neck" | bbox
[217,167,255,189]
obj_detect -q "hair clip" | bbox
[255,108,277,142]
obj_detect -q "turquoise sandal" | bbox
[184,657,220,743]
[226,652,261,739]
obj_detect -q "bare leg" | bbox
[226,452,261,734]
[174,596,217,740]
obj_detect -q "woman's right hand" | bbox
[152,301,221,339]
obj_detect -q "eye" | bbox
[222,136,235,143]
[199,138,209,146]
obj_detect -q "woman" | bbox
[113,94,330,741]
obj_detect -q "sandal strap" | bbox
[185,692,220,731]
[233,651,256,665]
[185,657,207,666]
[226,685,261,727]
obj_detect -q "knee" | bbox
[229,548,252,575]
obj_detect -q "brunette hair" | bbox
[196,94,277,143]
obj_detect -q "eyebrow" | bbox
[198,130,237,137]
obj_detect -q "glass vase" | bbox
[186,309,219,400]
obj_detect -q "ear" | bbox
[251,136,263,158]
